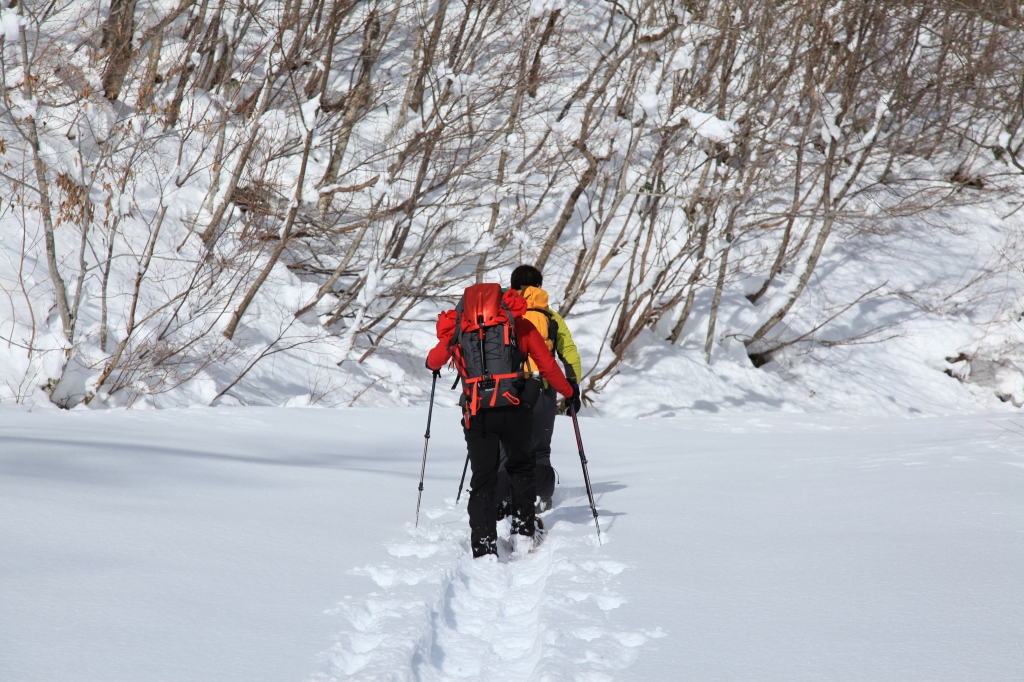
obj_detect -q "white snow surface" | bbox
[0,8,20,43]
[2,406,1023,681]
[676,106,736,143]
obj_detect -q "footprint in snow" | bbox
[318,495,660,680]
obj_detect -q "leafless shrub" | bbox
[0,0,1021,407]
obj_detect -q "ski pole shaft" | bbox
[570,407,602,544]
[455,452,470,503]
[415,372,439,527]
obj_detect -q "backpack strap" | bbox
[527,307,558,343]
[448,305,464,353]
[527,306,574,380]
[500,301,525,374]
[501,301,518,342]
[447,305,470,390]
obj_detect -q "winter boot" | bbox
[472,533,497,559]
[511,517,546,555]
[496,496,512,521]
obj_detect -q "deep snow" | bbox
[2,406,1023,681]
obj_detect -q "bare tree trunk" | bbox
[447,0,475,68]
[387,127,439,259]
[704,211,735,362]
[137,30,164,110]
[317,7,392,215]
[745,139,837,349]
[294,198,382,317]
[198,37,303,247]
[87,206,169,403]
[99,219,118,352]
[535,148,599,271]
[102,0,139,101]
[745,121,811,304]
[474,15,542,282]
[474,146,507,283]
[223,98,321,338]
[18,30,73,340]
[534,31,639,270]
[410,0,450,113]
[667,223,710,344]
[163,0,212,129]
[527,9,560,98]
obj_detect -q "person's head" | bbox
[510,264,543,292]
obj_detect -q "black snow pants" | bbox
[464,406,536,558]
[496,386,559,509]
[530,386,559,501]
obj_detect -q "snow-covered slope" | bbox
[595,202,1024,418]
[1,198,1021,418]
[2,0,1022,416]
[3,407,1022,680]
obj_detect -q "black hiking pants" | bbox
[530,386,559,501]
[496,386,559,508]
[464,406,536,557]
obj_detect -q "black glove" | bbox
[567,382,582,414]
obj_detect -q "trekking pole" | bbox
[569,407,602,544]
[415,371,439,527]
[455,452,470,503]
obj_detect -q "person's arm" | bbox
[425,310,457,371]
[426,340,450,371]
[517,318,573,397]
[549,310,582,382]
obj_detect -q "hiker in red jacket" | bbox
[426,285,580,558]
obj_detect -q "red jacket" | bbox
[426,290,574,399]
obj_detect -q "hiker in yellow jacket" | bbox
[510,264,583,511]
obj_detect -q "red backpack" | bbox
[447,284,527,416]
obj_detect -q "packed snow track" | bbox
[325,495,658,681]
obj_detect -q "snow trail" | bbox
[320,488,662,681]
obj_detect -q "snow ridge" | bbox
[319,491,662,681]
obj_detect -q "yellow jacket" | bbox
[520,286,583,382]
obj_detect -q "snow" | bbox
[678,106,736,143]
[301,95,322,132]
[529,0,565,19]
[3,406,1023,680]
[8,90,37,119]
[671,44,694,72]
[638,80,661,121]
[1,7,19,43]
